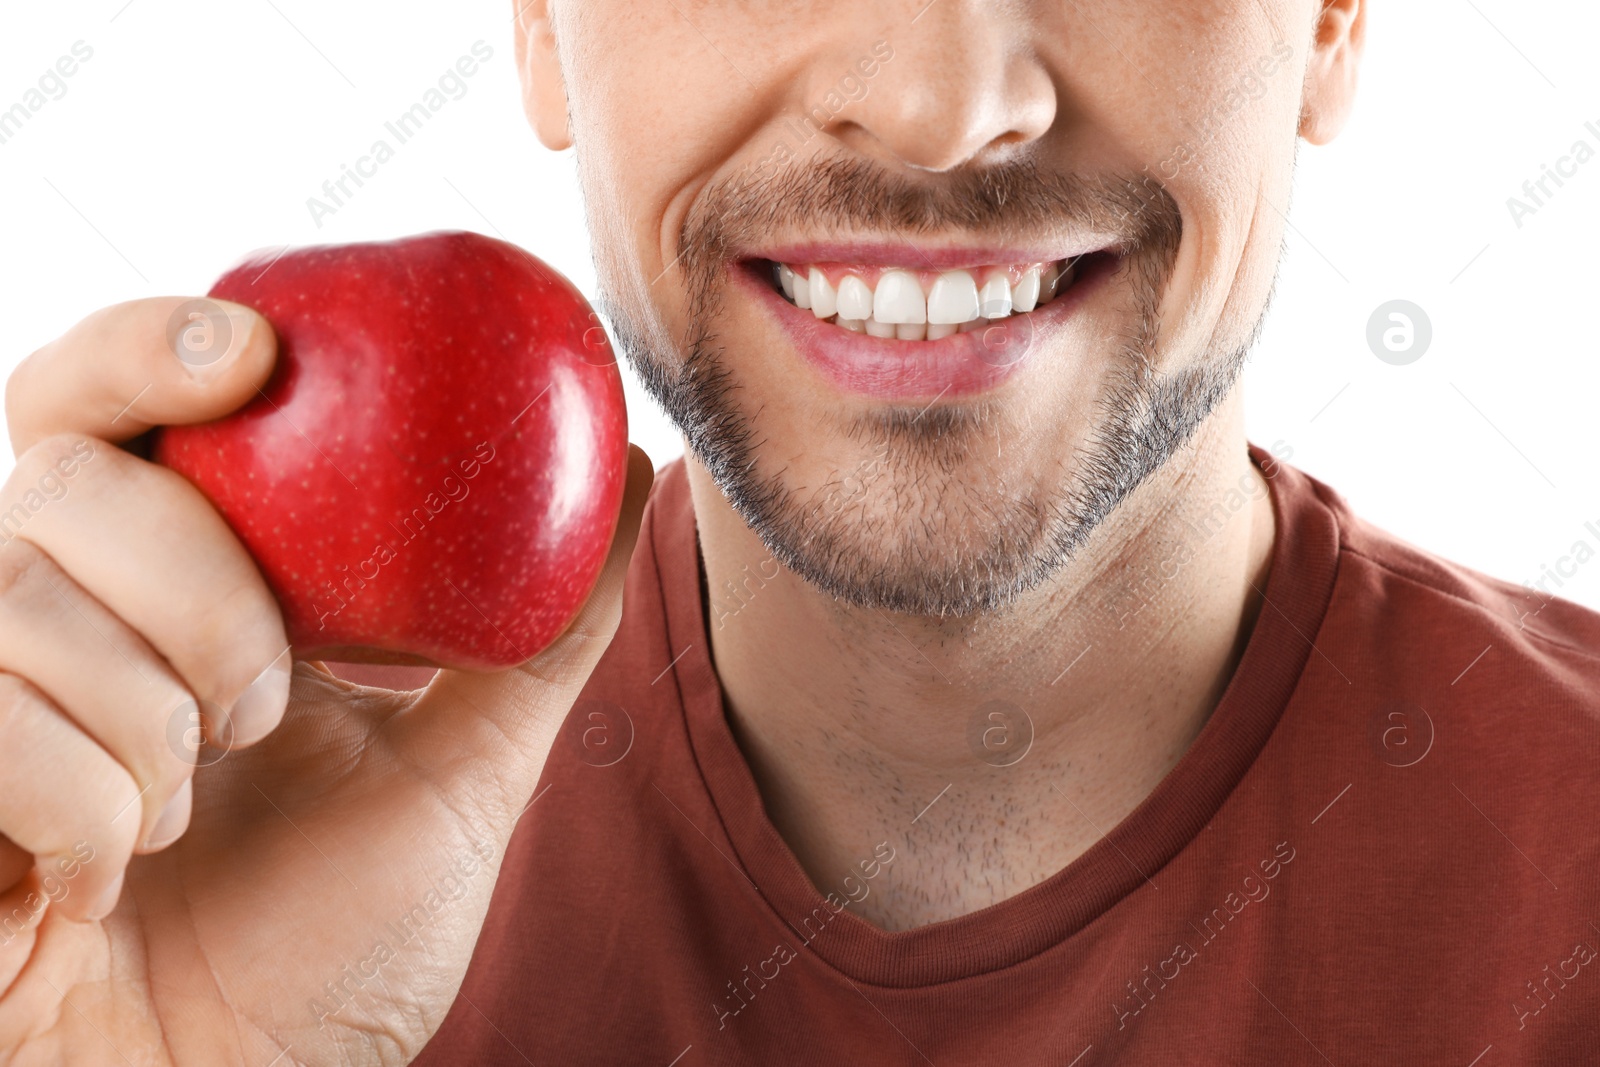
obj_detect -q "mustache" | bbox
[675,155,1182,299]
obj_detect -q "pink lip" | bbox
[735,255,1112,401]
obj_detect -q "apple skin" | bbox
[154,230,629,671]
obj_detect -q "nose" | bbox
[810,2,1057,173]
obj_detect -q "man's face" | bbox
[528,0,1354,616]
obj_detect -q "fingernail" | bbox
[172,299,258,382]
[143,779,193,851]
[87,871,126,922]
[226,647,293,747]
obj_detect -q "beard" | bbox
[592,154,1259,618]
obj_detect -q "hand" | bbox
[0,297,652,1065]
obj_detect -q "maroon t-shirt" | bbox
[413,446,1600,1065]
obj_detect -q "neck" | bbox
[682,392,1276,930]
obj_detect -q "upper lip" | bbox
[742,237,1123,271]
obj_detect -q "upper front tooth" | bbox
[926,270,980,324]
[778,263,796,300]
[873,270,926,325]
[809,268,837,319]
[1011,267,1041,313]
[837,274,874,320]
[979,275,1012,319]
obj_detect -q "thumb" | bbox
[398,442,656,809]
[8,296,277,455]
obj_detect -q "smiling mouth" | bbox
[762,255,1098,341]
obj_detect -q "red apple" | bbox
[154,230,629,671]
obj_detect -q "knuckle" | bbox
[180,575,283,688]
[204,567,280,631]
[76,695,201,835]
[4,305,112,439]
[0,433,115,548]
[0,672,47,737]
[5,299,179,453]
[0,675,139,859]
[9,432,108,497]
[0,537,51,604]
[3,352,41,444]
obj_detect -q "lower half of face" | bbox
[575,3,1305,617]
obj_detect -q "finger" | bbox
[0,537,197,852]
[536,442,658,675]
[7,434,291,751]
[0,673,141,923]
[0,836,30,894]
[7,295,276,454]
[402,444,655,798]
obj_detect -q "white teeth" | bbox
[978,275,1012,319]
[1011,267,1040,313]
[809,267,836,319]
[926,270,980,325]
[837,275,874,321]
[873,270,926,325]
[791,269,812,310]
[776,258,1076,339]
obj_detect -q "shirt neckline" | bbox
[653,444,1343,988]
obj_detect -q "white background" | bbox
[2,1,1596,606]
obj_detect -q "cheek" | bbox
[1080,0,1304,364]
[1152,181,1277,370]
[565,6,803,280]
[1150,99,1304,363]
[565,3,871,366]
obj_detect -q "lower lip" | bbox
[736,257,1110,401]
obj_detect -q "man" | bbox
[1,0,1596,1063]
